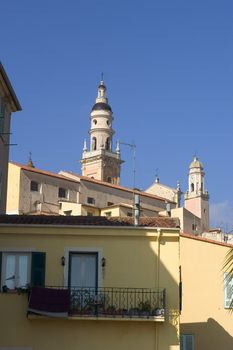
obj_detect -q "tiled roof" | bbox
[0,62,22,111]
[181,232,233,247]
[9,162,80,184]
[10,162,175,204]
[0,215,179,228]
[78,175,175,204]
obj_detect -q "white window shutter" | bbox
[224,272,233,309]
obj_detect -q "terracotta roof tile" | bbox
[79,175,175,203]
[0,215,179,228]
[181,232,233,247]
[9,162,80,184]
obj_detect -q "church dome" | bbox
[189,157,203,170]
[91,102,112,112]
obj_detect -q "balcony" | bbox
[28,287,166,322]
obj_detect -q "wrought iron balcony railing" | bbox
[28,286,166,319]
[69,287,165,318]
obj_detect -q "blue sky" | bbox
[1,0,233,229]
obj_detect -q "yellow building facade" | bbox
[0,215,180,350]
[180,233,233,350]
[0,63,21,214]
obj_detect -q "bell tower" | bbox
[184,157,209,232]
[81,79,123,184]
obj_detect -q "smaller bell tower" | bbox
[81,79,123,184]
[184,157,209,232]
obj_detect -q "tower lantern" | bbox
[184,157,209,232]
[81,79,123,184]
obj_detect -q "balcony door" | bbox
[68,252,98,289]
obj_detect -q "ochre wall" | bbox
[0,225,180,350]
[180,234,233,350]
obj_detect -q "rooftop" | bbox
[0,215,179,228]
[0,62,22,111]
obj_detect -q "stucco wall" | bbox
[0,225,180,350]
[180,235,233,350]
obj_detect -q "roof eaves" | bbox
[0,62,22,111]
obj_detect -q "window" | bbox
[192,223,197,232]
[87,197,95,205]
[224,272,233,308]
[69,252,98,288]
[191,183,194,192]
[93,119,97,125]
[127,212,133,217]
[30,181,39,192]
[107,201,114,206]
[58,187,67,198]
[0,252,46,290]
[105,137,110,150]
[2,253,30,289]
[64,210,72,216]
[105,211,112,217]
[0,97,6,134]
[87,212,93,216]
[180,335,194,350]
[92,137,97,150]
[107,176,112,183]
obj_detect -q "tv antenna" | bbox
[119,141,136,189]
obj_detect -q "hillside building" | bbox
[0,215,180,350]
[6,79,210,236]
[0,63,21,214]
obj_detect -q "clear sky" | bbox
[1,0,233,230]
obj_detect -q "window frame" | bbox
[58,187,68,199]
[180,334,194,350]
[30,180,39,192]
[0,96,6,135]
[0,250,46,291]
[87,197,95,205]
[64,247,103,288]
[1,252,31,290]
[224,272,233,309]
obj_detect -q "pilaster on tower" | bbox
[80,79,123,184]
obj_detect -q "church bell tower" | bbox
[184,157,209,232]
[81,79,123,184]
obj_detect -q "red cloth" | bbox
[28,287,70,317]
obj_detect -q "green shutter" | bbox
[31,252,46,287]
[0,252,2,288]
[0,98,5,134]
[224,272,233,308]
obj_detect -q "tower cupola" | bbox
[81,79,123,184]
[184,156,209,232]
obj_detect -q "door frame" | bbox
[64,247,103,288]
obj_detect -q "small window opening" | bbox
[58,187,67,198]
[191,183,194,192]
[92,137,97,150]
[192,223,197,232]
[87,197,95,205]
[105,137,110,150]
[31,181,39,192]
